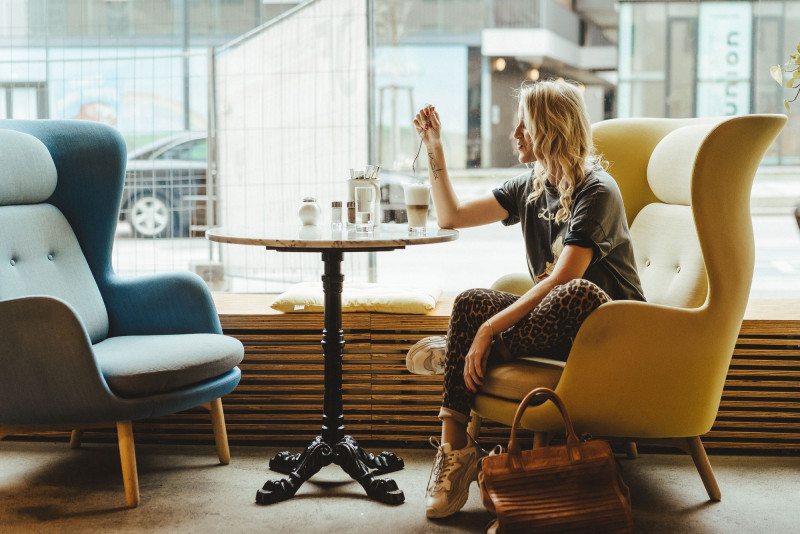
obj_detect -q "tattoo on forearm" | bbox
[427,151,444,182]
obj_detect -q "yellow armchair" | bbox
[472,114,787,502]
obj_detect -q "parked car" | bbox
[121,132,208,238]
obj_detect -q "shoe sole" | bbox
[425,464,477,519]
[426,480,472,519]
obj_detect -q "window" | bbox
[1,0,797,297]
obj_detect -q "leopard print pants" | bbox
[442,279,611,419]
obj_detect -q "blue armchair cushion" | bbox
[0,130,57,206]
[93,334,244,397]
[0,204,110,343]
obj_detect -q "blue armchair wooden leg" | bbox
[208,398,230,465]
[116,421,140,508]
[70,430,83,449]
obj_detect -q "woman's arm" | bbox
[413,107,508,229]
[463,244,594,392]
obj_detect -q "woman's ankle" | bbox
[441,421,468,450]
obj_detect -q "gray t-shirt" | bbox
[493,169,645,302]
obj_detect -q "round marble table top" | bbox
[206,224,459,251]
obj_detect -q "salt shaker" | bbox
[331,201,343,230]
[298,197,321,226]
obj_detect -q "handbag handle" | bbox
[507,387,580,457]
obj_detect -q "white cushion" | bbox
[271,282,442,314]
[647,123,716,206]
[0,130,57,206]
[630,203,707,308]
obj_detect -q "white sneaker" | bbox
[425,436,483,519]
[406,336,446,375]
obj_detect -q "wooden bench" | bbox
[17,296,799,452]
[197,295,799,452]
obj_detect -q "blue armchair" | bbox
[0,120,244,507]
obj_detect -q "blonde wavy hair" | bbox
[518,79,604,224]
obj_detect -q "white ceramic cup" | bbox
[354,186,376,232]
[403,183,431,234]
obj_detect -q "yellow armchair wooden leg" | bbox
[70,430,83,449]
[116,421,140,508]
[209,398,230,465]
[533,432,549,449]
[625,441,638,459]
[467,412,482,441]
[687,436,721,501]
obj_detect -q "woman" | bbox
[414,80,645,520]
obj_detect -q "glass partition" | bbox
[1,0,797,297]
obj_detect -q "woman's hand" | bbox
[413,105,441,148]
[463,322,494,393]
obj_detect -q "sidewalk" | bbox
[751,166,800,214]
[446,165,800,215]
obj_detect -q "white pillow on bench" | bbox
[271,282,442,314]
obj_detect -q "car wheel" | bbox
[129,192,178,238]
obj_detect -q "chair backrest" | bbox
[0,129,109,343]
[593,116,785,316]
[631,123,720,308]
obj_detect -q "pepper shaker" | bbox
[331,201,343,231]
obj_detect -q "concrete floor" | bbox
[1,440,798,533]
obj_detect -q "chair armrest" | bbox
[539,300,736,438]
[0,296,119,425]
[101,271,222,336]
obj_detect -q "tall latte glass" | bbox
[403,183,431,235]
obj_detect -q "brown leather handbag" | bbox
[477,387,633,533]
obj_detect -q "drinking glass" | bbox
[355,186,376,233]
[403,183,431,235]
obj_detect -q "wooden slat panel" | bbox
[729,358,800,367]
[721,390,800,399]
[735,338,800,346]
[724,379,800,388]
[726,369,800,378]
[70,296,790,452]
[720,400,800,410]
[732,349,800,358]
[714,410,800,419]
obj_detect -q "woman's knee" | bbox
[552,279,611,307]
[452,288,491,315]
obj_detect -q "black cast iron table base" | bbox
[256,436,405,505]
[255,249,406,506]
